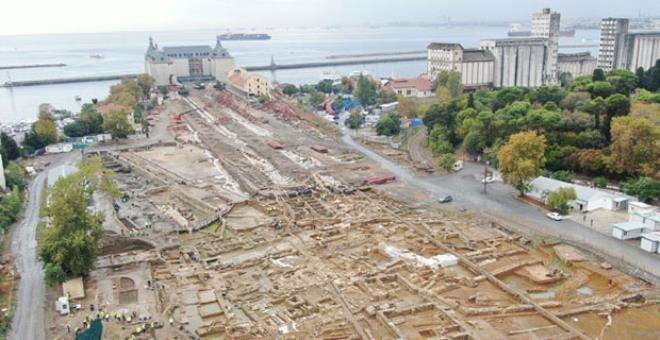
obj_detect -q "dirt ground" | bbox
[44,88,660,340]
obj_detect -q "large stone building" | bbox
[480,38,549,87]
[426,43,494,89]
[598,18,631,71]
[621,32,660,71]
[145,36,236,86]
[532,8,561,84]
[558,52,597,78]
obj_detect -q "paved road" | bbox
[340,126,660,282]
[9,154,79,340]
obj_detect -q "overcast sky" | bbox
[1,0,658,35]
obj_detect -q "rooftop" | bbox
[612,221,645,231]
[463,49,495,62]
[558,52,596,62]
[385,77,433,92]
[530,176,634,202]
[642,231,660,242]
[427,42,463,50]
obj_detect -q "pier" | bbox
[245,55,426,72]
[0,63,67,70]
[2,55,427,87]
[2,74,139,87]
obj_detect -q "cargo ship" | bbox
[218,33,271,41]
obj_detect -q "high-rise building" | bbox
[532,8,561,84]
[598,18,630,70]
[0,139,5,192]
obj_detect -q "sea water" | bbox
[0,26,600,123]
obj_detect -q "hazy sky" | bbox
[1,0,658,35]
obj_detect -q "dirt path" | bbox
[9,153,79,340]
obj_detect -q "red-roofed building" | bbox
[383,77,433,98]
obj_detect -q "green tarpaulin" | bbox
[76,318,103,340]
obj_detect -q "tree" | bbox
[213,81,226,90]
[63,121,87,138]
[309,91,325,108]
[102,110,134,138]
[282,84,299,96]
[623,177,660,203]
[609,116,660,176]
[463,130,485,156]
[375,113,401,136]
[446,71,463,98]
[0,132,19,161]
[4,161,27,191]
[438,153,456,172]
[587,81,614,99]
[354,75,378,106]
[594,176,608,188]
[0,187,22,231]
[23,117,57,151]
[603,94,631,140]
[397,97,419,118]
[316,80,334,94]
[497,131,547,196]
[547,187,577,214]
[636,67,648,89]
[39,157,119,280]
[345,112,362,129]
[592,68,606,82]
[606,69,637,95]
[136,74,155,98]
[526,109,562,132]
[531,86,567,105]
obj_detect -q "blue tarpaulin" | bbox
[410,118,423,126]
[76,318,102,340]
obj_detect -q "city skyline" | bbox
[1,0,659,36]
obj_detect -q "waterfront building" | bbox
[145,36,236,87]
[227,67,271,99]
[0,147,5,191]
[620,32,660,71]
[383,77,433,98]
[532,8,561,84]
[598,18,630,70]
[480,38,548,87]
[426,43,494,89]
[558,52,597,78]
[598,18,660,71]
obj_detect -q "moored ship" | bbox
[218,33,271,41]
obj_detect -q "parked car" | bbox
[481,176,495,184]
[438,195,453,203]
[546,212,563,221]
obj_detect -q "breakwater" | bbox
[0,63,67,70]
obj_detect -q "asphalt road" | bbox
[340,125,660,281]
[9,153,80,340]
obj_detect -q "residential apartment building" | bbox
[427,43,494,89]
[227,67,271,98]
[598,18,630,70]
[480,38,549,87]
[145,36,236,86]
[532,8,561,84]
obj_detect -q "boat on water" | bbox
[218,33,271,41]
[75,96,82,101]
[90,52,105,59]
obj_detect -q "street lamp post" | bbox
[483,160,490,194]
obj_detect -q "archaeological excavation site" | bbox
[45,88,660,340]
